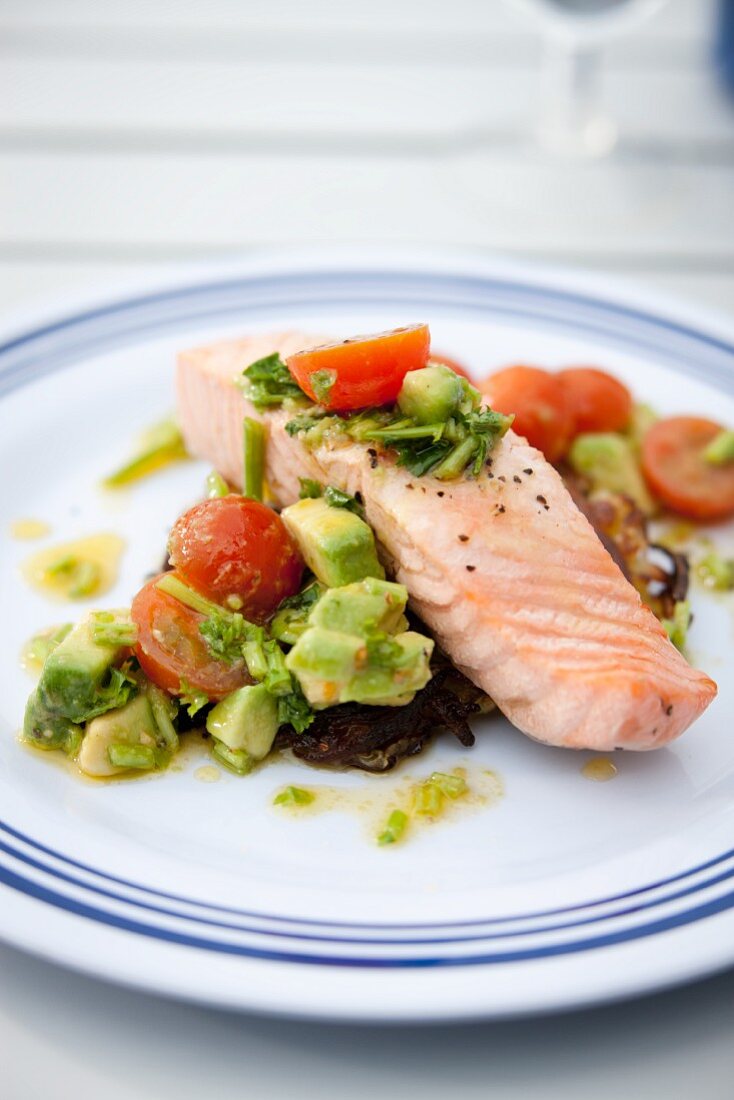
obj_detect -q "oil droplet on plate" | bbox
[581,757,618,782]
[22,533,125,602]
[10,518,51,540]
[194,765,221,783]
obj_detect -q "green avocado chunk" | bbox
[38,612,131,723]
[286,627,434,709]
[78,693,160,777]
[23,691,82,757]
[397,364,464,425]
[568,432,656,516]
[281,497,384,587]
[206,682,279,761]
[308,577,408,637]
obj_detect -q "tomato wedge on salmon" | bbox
[286,324,430,411]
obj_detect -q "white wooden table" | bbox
[2,2,734,1097]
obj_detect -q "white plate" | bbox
[1,249,734,1023]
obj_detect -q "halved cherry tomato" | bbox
[429,351,474,383]
[558,367,632,435]
[481,365,574,463]
[131,573,248,699]
[286,324,430,410]
[641,417,734,522]
[168,496,303,620]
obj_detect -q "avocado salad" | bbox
[23,356,499,781]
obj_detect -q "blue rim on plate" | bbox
[2,263,734,971]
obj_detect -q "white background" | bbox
[1,1,734,1097]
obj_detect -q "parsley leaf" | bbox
[240,353,307,411]
[199,611,249,665]
[298,478,323,499]
[179,679,210,719]
[277,678,315,734]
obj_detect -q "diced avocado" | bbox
[286,628,365,707]
[308,577,408,637]
[281,497,384,587]
[38,611,131,723]
[397,365,463,425]
[206,683,279,761]
[78,693,159,777]
[568,432,657,516]
[23,691,82,757]
[286,627,434,709]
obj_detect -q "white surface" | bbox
[1,0,734,1095]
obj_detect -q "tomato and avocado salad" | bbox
[20,324,734,792]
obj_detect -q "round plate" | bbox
[1,249,734,1022]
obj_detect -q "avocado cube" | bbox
[347,631,434,705]
[281,497,384,587]
[397,364,463,425]
[78,694,158,777]
[308,577,408,637]
[206,683,279,758]
[286,628,365,708]
[39,612,130,723]
[23,691,82,756]
[568,432,656,516]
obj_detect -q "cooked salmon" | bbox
[177,331,717,751]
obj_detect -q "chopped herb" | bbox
[273,785,315,806]
[206,470,229,498]
[696,551,734,591]
[299,478,323,499]
[703,429,734,466]
[276,678,314,733]
[199,611,249,665]
[107,743,156,770]
[263,639,292,696]
[79,662,138,722]
[310,369,337,404]
[324,485,365,518]
[103,418,188,489]
[430,771,467,799]
[663,600,691,650]
[90,611,137,648]
[377,809,408,846]
[156,572,225,617]
[412,781,444,816]
[270,580,324,645]
[211,741,253,775]
[147,685,179,753]
[243,416,265,501]
[240,353,306,411]
[179,678,209,719]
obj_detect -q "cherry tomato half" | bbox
[286,324,430,411]
[481,364,574,463]
[168,496,303,621]
[132,573,248,699]
[558,367,632,435]
[641,416,734,522]
[429,351,474,383]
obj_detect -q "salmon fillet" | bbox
[177,331,717,752]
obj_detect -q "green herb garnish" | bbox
[273,785,315,806]
[276,678,314,733]
[696,552,734,591]
[663,600,691,650]
[107,743,156,770]
[179,678,209,719]
[377,809,408,846]
[243,416,265,501]
[90,611,137,648]
[240,353,306,411]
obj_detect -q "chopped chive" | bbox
[377,809,409,846]
[156,572,227,618]
[206,470,230,498]
[68,560,101,599]
[696,552,734,591]
[703,429,734,466]
[431,435,478,481]
[103,418,188,488]
[273,785,315,806]
[263,639,292,696]
[90,612,137,647]
[663,599,691,650]
[211,740,253,775]
[243,417,265,501]
[365,422,446,443]
[412,781,444,816]
[147,686,179,753]
[310,369,337,404]
[107,743,156,770]
[429,772,468,799]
